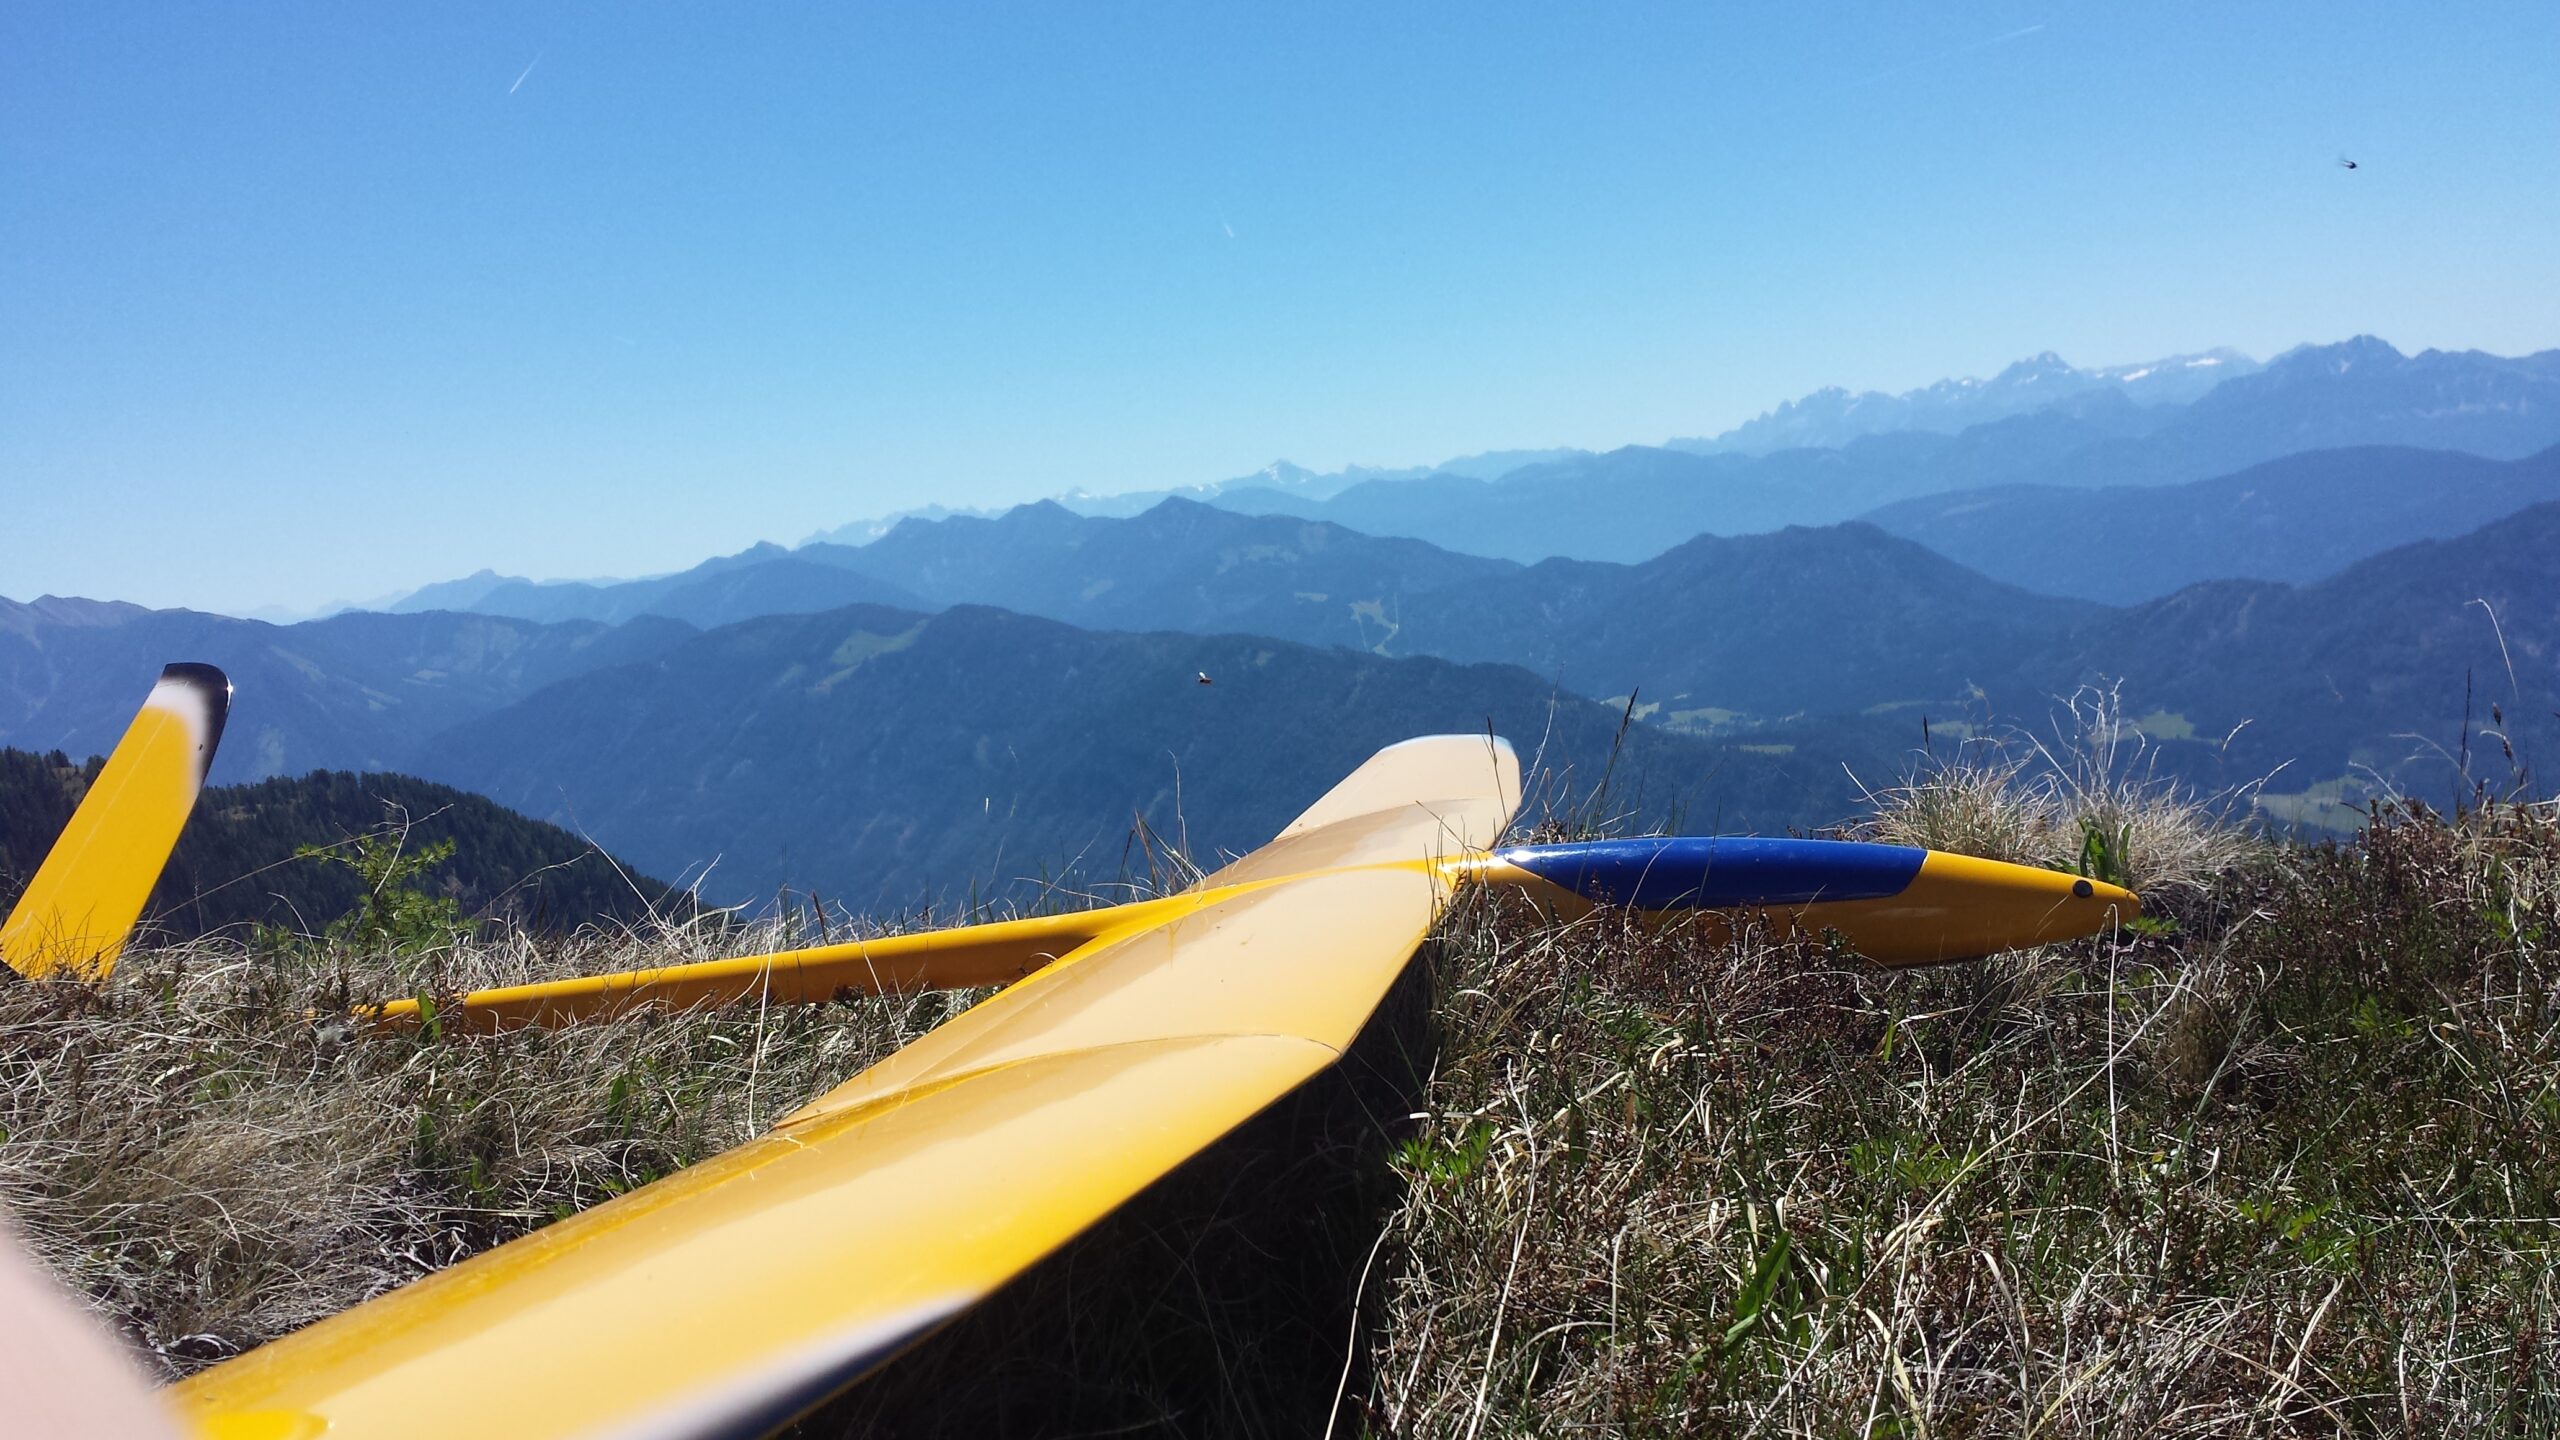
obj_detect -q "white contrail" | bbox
[1972,23,2046,49]
[1847,21,2044,89]
[510,54,543,95]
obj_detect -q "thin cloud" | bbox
[509,54,543,96]
[1847,21,2044,90]
[1973,23,2046,49]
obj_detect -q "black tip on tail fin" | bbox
[157,663,231,783]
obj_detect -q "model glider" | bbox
[8,670,2136,1438]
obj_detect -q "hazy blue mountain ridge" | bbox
[405,497,2088,716]
[1381,523,2100,717]
[377,336,2554,601]
[840,498,1520,647]
[0,597,696,784]
[765,343,2283,557]
[1866,444,2560,603]
[396,501,2560,905]
[408,603,1893,910]
[385,568,545,615]
[15,333,2557,901]
[797,450,1588,546]
[2007,499,2560,812]
[9,492,2556,906]
[2020,339,2560,492]
[1673,348,2258,455]
[435,498,1533,652]
[449,544,930,629]
[1190,339,2560,563]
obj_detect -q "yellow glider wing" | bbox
[2,663,230,980]
[173,734,1522,1440]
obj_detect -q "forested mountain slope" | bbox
[0,750,682,939]
[412,604,1901,910]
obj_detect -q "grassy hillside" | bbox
[3,759,2551,1432]
[0,749,684,940]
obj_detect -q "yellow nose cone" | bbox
[1806,852,2140,967]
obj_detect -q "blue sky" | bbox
[5,2,2556,614]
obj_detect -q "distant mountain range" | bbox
[0,591,1895,909]
[1388,523,2098,717]
[1203,339,2560,562]
[367,497,2094,719]
[1866,444,2560,603]
[7,495,2553,906]
[827,498,1517,648]
[792,347,2266,548]
[388,547,929,628]
[796,450,1588,547]
[2018,500,2560,824]
[0,598,694,784]
[1671,348,2260,455]
[410,604,1879,910]
[381,504,1515,644]
[784,497,2091,717]
[10,331,2554,911]
[351,444,2558,748]
[376,336,2557,599]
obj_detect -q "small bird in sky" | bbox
[2338,156,2359,170]
[1196,671,1214,686]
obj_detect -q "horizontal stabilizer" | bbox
[1477,835,2137,964]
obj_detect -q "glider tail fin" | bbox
[1,664,230,980]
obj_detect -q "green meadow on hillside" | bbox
[1,760,2553,1435]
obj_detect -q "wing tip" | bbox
[1274,733,1523,840]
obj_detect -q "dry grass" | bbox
[1861,687,2264,897]
[5,760,2557,1437]
[0,919,975,1376]
[1359,796,2560,1436]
